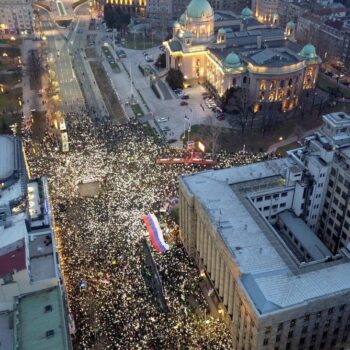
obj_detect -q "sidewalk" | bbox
[267,126,321,153]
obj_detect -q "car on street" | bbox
[157,117,167,122]
[161,126,171,131]
[116,50,127,58]
[181,95,189,100]
[145,55,153,62]
[143,51,148,56]
[216,113,225,121]
[180,101,188,106]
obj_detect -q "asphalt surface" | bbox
[40,9,84,114]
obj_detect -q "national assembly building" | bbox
[179,112,350,350]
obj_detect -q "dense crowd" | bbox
[24,114,268,349]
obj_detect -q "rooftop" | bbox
[0,218,27,252]
[0,136,15,181]
[14,287,70,350]
[278,211,331,261]
[0,312,13,350]
[0,241,26,278]
[247,48,301,67]
[181,159,350,315]
[29,233,56,282]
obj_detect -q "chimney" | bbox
[257,35,262,49]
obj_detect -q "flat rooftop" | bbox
[0,218,27,251]
[181,159,350,314]
[29,234,56,282]
[0,242,26,278]
[14,287,70,350]
[278,211,332,261]
[0,312,13,350]
[0,136,15,181]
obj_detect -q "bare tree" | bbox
[206,117,221,155]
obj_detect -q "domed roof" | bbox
[218,27,226,34]
[224,52,241,68]
[241,7,253,19]
[186,0,213,19]
[183,31,192,38]
[286,20,296,28]
[179,13,186,24]
[174,21,181,28]
[299,43,317,59]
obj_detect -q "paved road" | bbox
[70,4,108,119]
[39,8,85,114]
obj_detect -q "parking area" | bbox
[94,25,230,143]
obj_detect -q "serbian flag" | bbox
[143,213,170,253]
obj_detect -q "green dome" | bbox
[186,0,213,19]
[224,52,241,68]
[286,20,296,29]
[299,43,317,59]
[179,13,186,24]
[183,31,192,38]
[241,7,253,19]
[218,27,226,34]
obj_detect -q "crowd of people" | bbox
[24,113,268,349]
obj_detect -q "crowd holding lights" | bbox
[23,113,268,349]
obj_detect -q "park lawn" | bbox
[183,114,323,153]
[130,103,144,118]
[122,33,162,50]
[89,61,127,125]
[317,74,350,99]
[0,87,22,110]
[102,46,120,72]
[0,73,21,87]
[275,142,301,156]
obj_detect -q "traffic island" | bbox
[130,103,144,118]
[101,46,120,73]
[89,61,127,124]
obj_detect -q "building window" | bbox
[290,319,296,327]
[288,331,293,338]
[280,203,286,208]
[263,338,269,346]
[328,307,334,315]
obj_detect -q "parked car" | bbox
[145,55,154,62]
[181,95,189,100]
[216,113,225,121]
[180,101,188,106]
[143,51,148,56]
[161,126,171,131]
[157,117,167,122]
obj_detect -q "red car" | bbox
[180,101,188,106]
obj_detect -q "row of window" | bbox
[255,192,288,202]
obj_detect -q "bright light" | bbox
[10,36,16,41]
[279,136,283,141]
[2,53,8,57]
[205,319,210,324]
[197,141,205,153]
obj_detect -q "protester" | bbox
[23,114,268,349]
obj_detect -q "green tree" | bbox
[155,53,166,69]
[166,68,183,90]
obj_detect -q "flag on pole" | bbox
[143,213,170,253]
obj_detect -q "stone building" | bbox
[0,0,34,35]
[252,0,279,25]
[164,0,321,112]
[179,112,350,350]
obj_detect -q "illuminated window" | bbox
[270,80,276,90]
[259,80,266,91]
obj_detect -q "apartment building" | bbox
[0,135,72,349]
[0,0,34,35]
[179,112,350,350]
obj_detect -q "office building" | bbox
[164,0,321,112]
[179,112,350,350]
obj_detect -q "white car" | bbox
[157,117,167,122]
